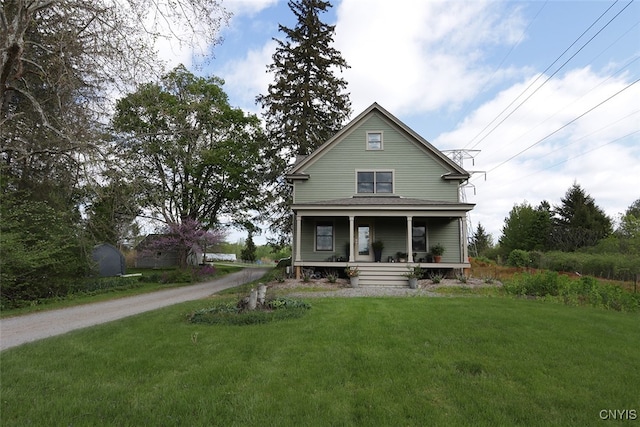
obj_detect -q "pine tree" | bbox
[256,0,351,244]
[241,232,257,263]
[257,0,351,158]
[469,223,493,257]
[551,183,612,251]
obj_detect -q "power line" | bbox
[465,0,633,150]
[483,54,639,157]
[533,109,639,162]
[482,76,639,175]
[513,129,640,182]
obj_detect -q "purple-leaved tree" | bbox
[146,219,226,268]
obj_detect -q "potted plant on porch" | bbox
[396,251,408,263]
[403,265,424,289]
[372,240,384,262]
[430,243,445,263]
[345,265,360,287]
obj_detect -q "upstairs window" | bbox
[357,171,393,194]
[367,132,383,150]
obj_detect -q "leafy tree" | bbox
[142,219,225,268]
[241,232,257,263]
[0,191,90,308]
[2,1,228,186]
[498,202,552,256]
[1,0,228,304]
[469,223,493,257]
[84,173,141,247]
[113,65,270,229]
[617,198,640,239]
[256,0,352,243]
[550,183,612,251]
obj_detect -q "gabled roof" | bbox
[287,102,470,179]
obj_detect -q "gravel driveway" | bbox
[0,268,269,351]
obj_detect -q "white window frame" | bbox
[355,170,395,194]
[366,131,383,150]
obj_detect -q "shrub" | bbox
[505,272,639,312]
[538,251,639,281]
[187,297,311,326]
[84,276,141,292]
[507,249,530,267]
[504,271,566,297]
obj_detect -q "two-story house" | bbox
[286,103,474,286]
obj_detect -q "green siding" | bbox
[428,218,462,263]
[293,114,459,203]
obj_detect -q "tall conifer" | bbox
[257,0,351,244]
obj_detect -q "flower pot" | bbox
[434,255,442,263]
[408,277,418,289]
[350,277,359,288]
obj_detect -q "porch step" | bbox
[356,264,412,287]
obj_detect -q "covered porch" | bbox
[291,197,474,284]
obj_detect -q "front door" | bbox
[355,221,374,262]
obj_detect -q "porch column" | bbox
[295,214,302,262]
[406,216,413,263]
[348,216,355,262]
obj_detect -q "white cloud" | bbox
[223,0,278,16]
[334,0,527,115]
[217,40,278,113]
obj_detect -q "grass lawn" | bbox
[1,296,639,426]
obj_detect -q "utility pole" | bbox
[442,149,485,258]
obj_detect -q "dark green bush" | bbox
[504,271,566,297]
[507,249,531,267]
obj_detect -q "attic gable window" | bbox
[367,132,383,150]
[357,171,393,194]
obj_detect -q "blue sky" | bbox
[158,0,639,244]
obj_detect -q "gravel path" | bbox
[0,268,269,351]
[272,277,500,298]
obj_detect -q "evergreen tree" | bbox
[257,0,351,158]
[241,232,257,263]
[550,183,612,251]
[469,223,493,257]
[256,0,351,244]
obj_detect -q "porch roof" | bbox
[292,196,474,217]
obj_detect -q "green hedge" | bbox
[504,272,640,312]
[526,251,639,281]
